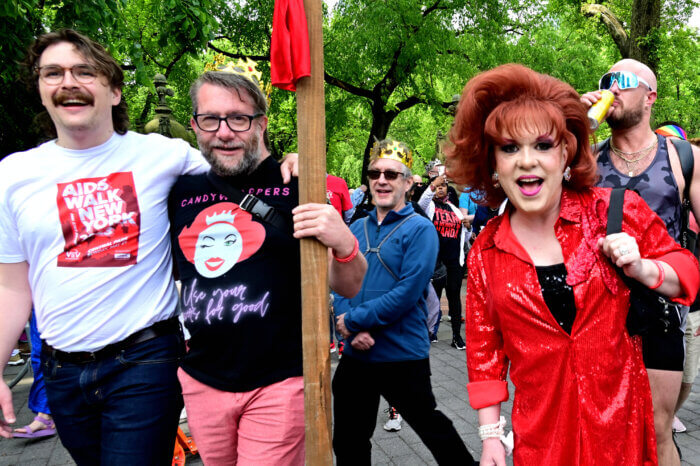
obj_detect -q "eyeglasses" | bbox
[36,64,99,85]
[192,113,263,132]
[367,169,404,181]
[599,71,652,91]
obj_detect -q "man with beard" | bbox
[168,71,366,465]
[582,58,700,466]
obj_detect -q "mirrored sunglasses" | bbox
[599,71,652,91]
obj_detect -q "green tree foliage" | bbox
[1,0,697,181]
[0,0,216,156]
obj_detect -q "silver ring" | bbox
[619,246,630,256]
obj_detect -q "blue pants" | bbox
[28,310,50,414]
[41,332,184,466]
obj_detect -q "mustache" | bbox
[52,90,94,106]
[212,142,245,150]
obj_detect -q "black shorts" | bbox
[642,313,686,371]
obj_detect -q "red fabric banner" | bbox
[270,0,311,91]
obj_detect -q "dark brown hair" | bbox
[446,64,597,207]
[24,29,129,136]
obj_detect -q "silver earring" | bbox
[563,166,571,182]
[492,172,500,188]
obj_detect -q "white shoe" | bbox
[383,407,402,432]
[672,416,686,433]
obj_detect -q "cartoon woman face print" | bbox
[193,214,243,278]
[179,202,266,278]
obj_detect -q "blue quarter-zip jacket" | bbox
[334,203,439,362]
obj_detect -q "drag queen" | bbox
[447,64,699,465]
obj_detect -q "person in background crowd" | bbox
[649,123,700,436]
[12,310,56,439]
[327,173,355,223]
[418,174,467,350]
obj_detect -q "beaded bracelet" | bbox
[478,416,506,440]
[333,236,359,263]
[649,260,664,290]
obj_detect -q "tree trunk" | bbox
[361,101,398,182]
[582,0,661,73]
[629,0,661,74]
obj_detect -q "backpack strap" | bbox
[670,138,697,252]
[607,188,626,235]
[363,213,419,281]
[671,138,694,204]
[206,171,290,233]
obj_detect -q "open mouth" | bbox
[54,92,94,108]
[516,176,543,196]
[60,99,90,107]
[205,257,224,271]
[374,187,392,196]
[214,145,244,155]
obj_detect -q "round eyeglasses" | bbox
[36,64,99,85]
[192,113,263,133]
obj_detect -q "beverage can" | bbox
[587,90,614,130]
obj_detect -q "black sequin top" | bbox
[536,263,576,334]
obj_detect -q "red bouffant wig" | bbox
[446,64,598,207]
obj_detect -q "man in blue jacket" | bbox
[332,139,474,465]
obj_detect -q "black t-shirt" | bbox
[168,156,302,392]
[432,199,462,263]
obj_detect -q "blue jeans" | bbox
[41,332,184,466]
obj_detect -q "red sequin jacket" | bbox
[466,187,699,465]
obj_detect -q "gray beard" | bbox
[199,132,262,177]
[203,147,260,177]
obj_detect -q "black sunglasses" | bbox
[367,169,403,181]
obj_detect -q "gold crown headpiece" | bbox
[371,139,413,169]
[205,54,273,105]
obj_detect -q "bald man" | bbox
[582,59,700,466]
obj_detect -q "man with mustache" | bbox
[0,30,299,464]
[582,59,700,466]
[167,71,365,464]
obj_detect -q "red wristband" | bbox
[333,236,359,263]
[649,260,664,290]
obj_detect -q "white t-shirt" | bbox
[0,132,208,351]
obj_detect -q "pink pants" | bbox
[178,369,305,465]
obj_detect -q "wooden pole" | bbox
[296,0,332,464]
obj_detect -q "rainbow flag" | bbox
[655,124,687,140]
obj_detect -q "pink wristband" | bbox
[649,260,664,290]
[333,237,359,263]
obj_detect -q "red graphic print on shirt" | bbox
[433,204,461,239]
[178,202,266,279]
[56,172,140,267]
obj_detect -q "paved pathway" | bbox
[3,303,700,464]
